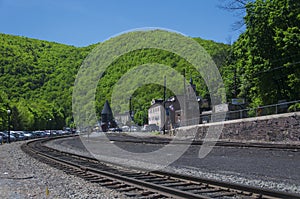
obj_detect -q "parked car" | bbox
[130,126,138,132]
[56,130,64,135]
[141,125,149,132]
[44,130,51,137]
[11,131,25,141]
[0,132,16,142]
[32,131,46,138]
[17,131,26,140]
[121,126,130,132]
[50,130,57,136]
[147,124,160,132]
[108,127,122,132]
[0,132,7,142]
[0,135,3,144]
[23,131,34,140]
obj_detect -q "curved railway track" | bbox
[22,136,300,199]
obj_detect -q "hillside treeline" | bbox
[0,34,92,130]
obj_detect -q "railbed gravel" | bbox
[0,141,129,199]
[45,136,300,195]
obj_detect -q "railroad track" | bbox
[22,137,300,199]
[105,133,300,150]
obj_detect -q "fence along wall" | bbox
[177,112,300,143]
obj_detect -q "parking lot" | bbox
[0,129,76,144]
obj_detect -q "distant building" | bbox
[114,112,131,126]
[165,95,201,128]
[147,77,207,130]
[148,99,164,129]
[148,94,202,131]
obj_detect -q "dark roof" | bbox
[101,100,113,115]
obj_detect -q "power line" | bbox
[255,60,300,75]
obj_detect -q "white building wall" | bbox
[148,104,164,129]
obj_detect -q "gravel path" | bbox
[0,141,128,199]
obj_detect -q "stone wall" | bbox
[176,112,300,142]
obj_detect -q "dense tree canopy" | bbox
[0,33,228,129]
[0,34,92,130]
[227,0,300,106]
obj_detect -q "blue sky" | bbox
[0,0,244,47]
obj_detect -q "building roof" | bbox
[101,100,113,115]
[149,102,164,109]
[151,99,163,105]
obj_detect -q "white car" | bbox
[23,132,33,139]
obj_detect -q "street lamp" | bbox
[49,118,52,136]
[7,109,11,143]
[129,97,133,132]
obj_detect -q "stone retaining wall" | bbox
[176,112,300,142]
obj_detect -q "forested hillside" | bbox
[0,33,228,130]
[0,34,93,130]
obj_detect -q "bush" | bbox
[288,103,300,112]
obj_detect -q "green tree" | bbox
[231,0,300,106]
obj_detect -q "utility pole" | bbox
[163,76,166,134]
[183,69,186,126]
[234,68,237,98]
[129,97,133,132]
[7,109,11,143]
[129,97,132,120]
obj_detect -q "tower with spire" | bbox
[101,100,117,132]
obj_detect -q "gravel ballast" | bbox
[0,141,128,199]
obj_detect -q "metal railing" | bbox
[197,100,300,124]
[159,100,300,130]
